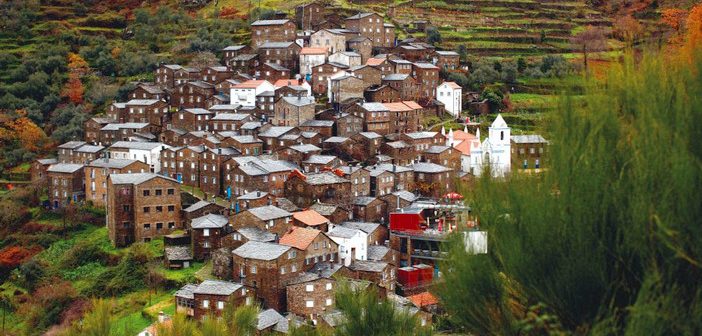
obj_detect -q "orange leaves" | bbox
[0,246,42,269]
[63,75,84,104]
[613,15,644,42]
[67,53,88,72]
[685,4,702,48]
[661,8,687,31]
[0,113,52,152]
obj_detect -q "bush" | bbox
[86,243,152,296]
[59,241,108,269]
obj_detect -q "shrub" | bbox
[59,241,108,269]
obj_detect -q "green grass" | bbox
[156,261,204,284]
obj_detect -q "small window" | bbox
[156,206,163,212]
[143,190,150,196]
[203,300,209,308]
[251,265,257,274]
[143,207,150,213]
[306,284,314,292]
[217,301,224,310]
[155,189,162,196]
[326,298,332,306]
[326,283,332,290]
[167,188,175,195]
[168,205,175,212]
[306,300,314,308]
[144,223,151,230]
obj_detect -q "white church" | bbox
[445,114,511,177]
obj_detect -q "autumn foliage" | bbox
[0,246,42,270]
[0,111,53,152]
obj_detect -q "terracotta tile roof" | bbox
[408,292,439,307]
[443,81,462,89]
[279,226,321,250]
[402,101,423,109]
[366,58,386,66]
[300,47,328,55]
[273,79,308,88]
[292,209,329,226]
[233,80,267,89]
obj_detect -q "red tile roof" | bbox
[273,79,309,88]
[300,47,329,55]
[366,58,386,66]
[292,209,329,226]
[443,81,462,89]
[408,292,439,307]
[279,226,321,250]
[233,80,267,89]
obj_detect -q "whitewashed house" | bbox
[107,141,170,173]
[327,225,367,266]
[230,80,275,108]
[436,82,462,117]
[299,47,328,76]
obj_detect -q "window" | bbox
[203,229,210,237]
[156,223,163,230]
[326,283,332,290]
[168,205,175,212]
[306,284,314,292]
[326,298,332,306]
[123,205,130,212]
[203,300,209,308]
[291,264,297,272]
[217,301,224,310]
[288,250,297,259]
[143,190,150,196]
[156,206,163,212]
[155,189,162,196]
[143,206,150,213]
[280,266,286,274]
[144,223,151,230]
[167,188,175,195]
[168,222,175,229]
[306,300,314,308]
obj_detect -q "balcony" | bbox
[411,249,448,260]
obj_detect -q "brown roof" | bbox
[233,80,267,89]
[292,209,329,226]
[279,227,322,250]
[366,58,386,66]
[383,101,421,112]
[300,47,329,55]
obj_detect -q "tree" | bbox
[570,26,607,73]
[613,15,644,44]
[222,300,258,336]
[62,75,84,104]
[517,57,527,73]
[60,299,114,336]
[188,51,219,69]
[480,86,505,113]
[437,49,702,335]
[426,27,442,45]
[661,8,687,34]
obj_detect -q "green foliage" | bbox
[49,104,89,143]
[59,241,108,269]
[480,86,505,112]
[437,51,702,335]
[334,280,432,336]
[427,27,442,45]
[16,258,46,291]
[87,243,152,297]
[60,299,114,336]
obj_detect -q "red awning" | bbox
[443,192,463,200]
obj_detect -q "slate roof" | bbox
[413,62,439,69]
[359,102,389,112]
[323,136,349,144]
[340,221,381,234]
[87,158,140,169]
[74,145,104,153]
[392,190,417,202]
[309,202,340,216]
[247,205,291,221]
[305,172,349,185]
[222,45,247,51]
[310,262,343,278]
[191,214,228,229]
[194,280,243,296]
[233,53,259,61]
[101,123,151,131]
[259,41,296,49]
[435,50,460,56]
[258,126,295,138]
[110,173,177,185]
[109,141,165,150]
[301,120,334,127]
[236,227,277,242]
[58,141,86,149]
[349,260,388,272]
[257,309,285,330]
[327,226,362,239]
[264,62,289,71]
[125,99,160,106]
[367,245,390,261]
[511,134,548,144]
[279,227,322,250]
[272,197,300,212]
[353,196,377,206]
[383,73,409,81]
[37,158,58,165]
[357,132,382,139]
[183,200,215,213]
[425,145,450,154]
[47,163,84,173]
[233,241,291,260]
[165,246,193,261]
[238,190,268,200]
[404,131,438,139]
[410,162,451,173]
[251,19,290,26]
[183,108,213,115]
[281,96,315,107]
[303,155,337,165]
[175,284,197,299]
[289,144,321,153]
[347,12,376,19]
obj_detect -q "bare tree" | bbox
[570,26,608,74]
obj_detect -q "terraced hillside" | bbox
[390,0,615,55]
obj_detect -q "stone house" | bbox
[347,36,373,63]
[291,209,331,232]
[191,214,229,261]
[385,101,423,134]
[364,84,400,103]
[329,51,362,68]
[382,74,418,101]
[284,171,353,208]
[309,202,351,224]
[279,226,339,270]
[390,59,413,74]
[510,134,548,170]
[155,64,184,88]
[172,108,215,132]
[345,13,394,48]
[310,29,347,54]
[182,200,227,228]
[250,19,297,49]
[311,62,348,94]
[209,113,255,133]
[286,273,336,321]
[160,145,205,188]
[190,280,252,320]
[338,221,388,246]
[412,63,440,100]
[232,241,305,311]
[172,81,216,109]
[84,117,115,145]
[258,42,301,73]
[278,144,322,166]
[85,158,149,207]
[273,96,316,127]
[366,163,415,193]
[409,162,454,198]
[226,156,295,197]
[98,123,153,146]
[31,158,57,185]
[351,197,387,223]
[47,163,85,209]
[229,54,260,75]
[401,131,445,157]
[107,173,181,247]
[231,205,293,237]
[296,2,326,30]
[349,65,382,86]
[329,75,366,105]
[350,131,384,158]
[200,66,233,85]
[433,50,460,71]
[301,155,345,173]
[346,102,391,135]
[422,145,462,172]
[221,45,250,65]
[339,165,371,197]
[299,120,334,138]
[57,141,87,163]
[340,260,395,292]
[221,135,263,156]
[299,47,329,76]
[259,62,291,83]
[366,57,394,76]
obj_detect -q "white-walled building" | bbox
[230,80,275,107]
[299,47,328,76]
[327,225,367,266]
[446,114,511,177]
[107,141,171,173]
[437,82,462,117]
[328,51,362,68]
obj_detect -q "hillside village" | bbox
[20,2,555,333]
